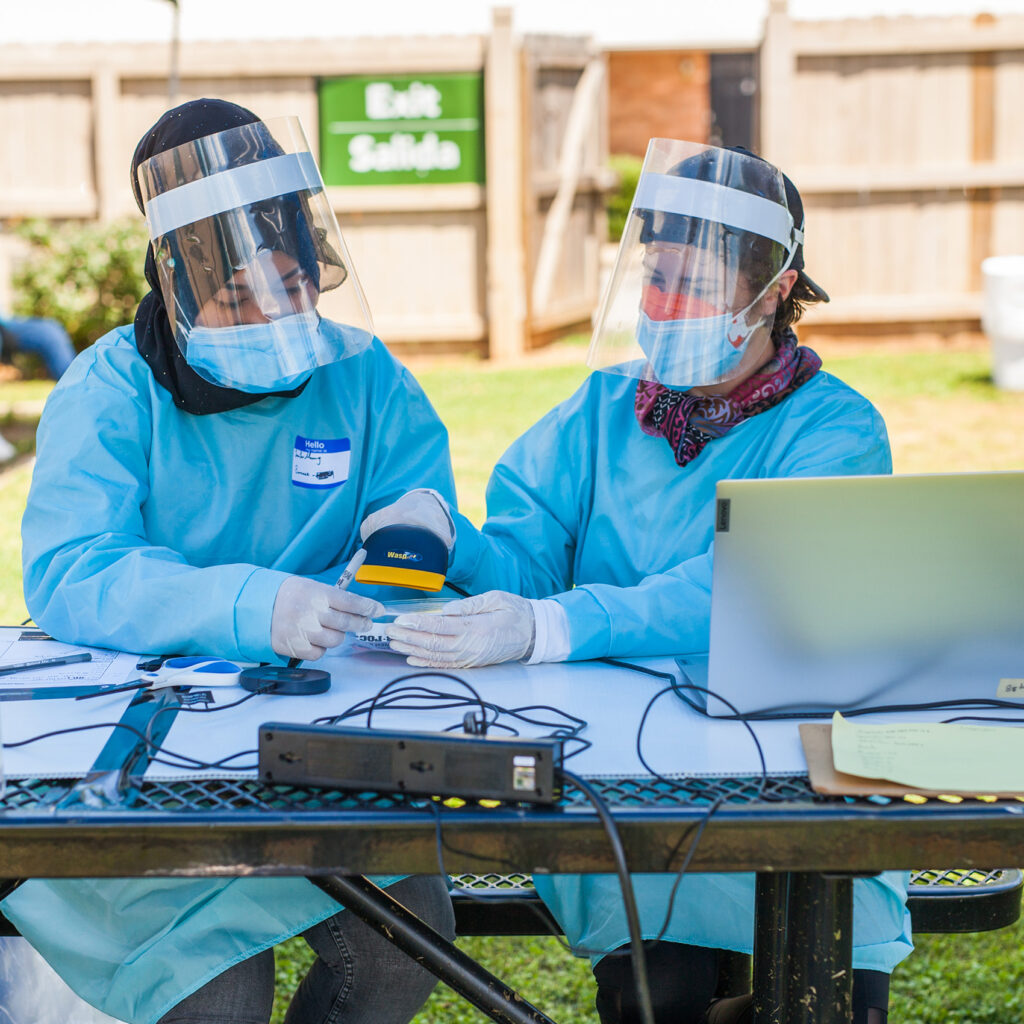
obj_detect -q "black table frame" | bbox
[0,772,1019,1024]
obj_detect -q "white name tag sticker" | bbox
[997,678,1024,699]
[292,435,351,489]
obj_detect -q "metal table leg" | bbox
[784,873,853,1024]
[752,871,853,1024]
[753,872,788,1024]
[310,875,557,1024]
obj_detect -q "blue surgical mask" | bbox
[634,249,798,390]
[636,308,765,390]
[184,312,369,393]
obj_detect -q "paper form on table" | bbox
[831,711,1024,792]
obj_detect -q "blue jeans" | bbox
[0,316,76,379]
[157,876,455,1024]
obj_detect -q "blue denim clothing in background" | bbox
[156,877,455,1024]
[0,315,77,379]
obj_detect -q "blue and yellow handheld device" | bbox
[354,525,448,592]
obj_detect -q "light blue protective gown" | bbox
[447,366,913,973]
[6,324,459,1024]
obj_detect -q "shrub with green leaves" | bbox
[606,154,643,243]
[11,218,150,351]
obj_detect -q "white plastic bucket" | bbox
[981,254,1024,390]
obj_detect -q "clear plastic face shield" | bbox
[587,140,801,390]
[136,117,374,392]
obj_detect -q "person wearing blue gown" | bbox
[372,142,911,1024]
[7,99,458,1024]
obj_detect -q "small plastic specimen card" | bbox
[831,711,1024,792]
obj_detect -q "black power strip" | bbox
[258,722,562,804]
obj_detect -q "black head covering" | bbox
[131,98,309,415]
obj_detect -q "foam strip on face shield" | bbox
[633,173,796,251]
[143,151,323,239]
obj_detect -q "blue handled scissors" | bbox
[140,656,248,689]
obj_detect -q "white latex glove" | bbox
[271,576,385,662]
[384,590,535,668]
[359,488,455,552]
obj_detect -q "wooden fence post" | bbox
[484,6,527,361]
[530,58,605,317]
[92,68,121,223]
[759,0,792,166]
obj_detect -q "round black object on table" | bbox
[239,666,331,696]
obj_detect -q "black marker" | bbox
[0,652,92,677]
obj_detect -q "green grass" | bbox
[272,935,597,1024]
[271,920,1024,1023]
[823,348,1000,401]
[2,347,1024,1022]
[0,461,33,624]
[414,361,588,523]
[889,925,1024,1023]
[0,379,53,405]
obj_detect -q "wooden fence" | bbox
[760,0,1024,342]
[7,2,1021,349]
[0,8,609,357]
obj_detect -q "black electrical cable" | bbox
[367,655,732,966]
[676,687,1024,722]
[559,768,656,1024]
[733,696,1024,720]
[360,657,748,980]
[149,749,258,771]
[5,677,279,774]
[941,715,1024,725]
[144,673,585,773]
[2,719,255,772]
[600,657,769,794]
[594,658,773,950]
[421,777,656,1024]
[143,686,266,736]
[2,721,142,750]
[364,672,489,730]
[422,798,590,958]
[346,685,590,754]
[310,671,589,754]
[137,684,273,772]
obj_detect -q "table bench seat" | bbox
[450,868,1024,937]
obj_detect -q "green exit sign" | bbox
[319,72,484,186]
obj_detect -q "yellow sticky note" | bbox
[832,712,1024,792]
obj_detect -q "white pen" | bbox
[335,547,367,590]
[285,549,370,669]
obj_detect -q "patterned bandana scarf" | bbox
[634,330,822,468]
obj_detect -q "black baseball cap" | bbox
[727,145,829,302]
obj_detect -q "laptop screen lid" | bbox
[705,471,1024,718]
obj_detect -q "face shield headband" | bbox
[635,174,801,387]
[142,150,329,328]
[137,120,374,391]
[144,151,322,239]
[587,145,801,391]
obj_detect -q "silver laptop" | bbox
[700,472,1024,718]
